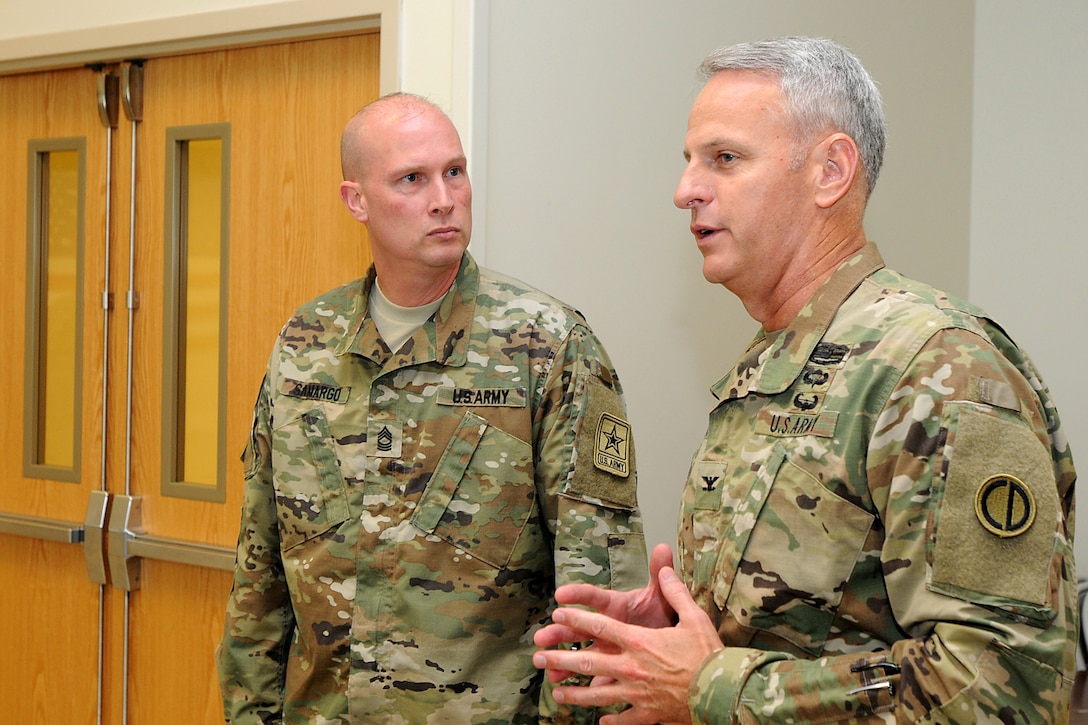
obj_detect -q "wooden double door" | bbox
[0,33,378,723]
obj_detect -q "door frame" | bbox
[0,0,492,265]
[0,1,398,87]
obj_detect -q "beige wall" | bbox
[483,1,975,551]
[971,1,1088,566]
[5,1,1081,561]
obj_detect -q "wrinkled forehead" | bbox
[684,71,791,148]
[690,70,787,123]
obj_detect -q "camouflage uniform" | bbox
[680,243,1076,723]
[217,252,647,724]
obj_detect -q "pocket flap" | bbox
[411,411,488,534]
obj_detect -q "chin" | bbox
[430,242,469,266]
[701,261,728,285]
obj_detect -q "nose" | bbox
[673,164,704,210]
[431,180,455,215]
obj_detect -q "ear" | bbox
[339,180,369,223]
[813,134,859,209]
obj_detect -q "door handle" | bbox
[83,490,110,585]
[0,494,112,585]
[0,510,84,543]
[107,494,235,591]
[107,494,142,590]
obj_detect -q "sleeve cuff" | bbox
[688,647,792,725]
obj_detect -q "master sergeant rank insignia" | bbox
[594,412,631,478]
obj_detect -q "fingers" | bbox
[657,566,707,624]
[648,543,675,581]
[551,679,626,709]
[554,581,622,610]
[533,646,599,682]
[657,566,725,658]
[533,608,627,681]
[534,622,588,649]
[546,667,574,683]
[551,604,619,645]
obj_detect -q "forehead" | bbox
[685,70,791,149]
[363,105,465,173]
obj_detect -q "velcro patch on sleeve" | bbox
[568,373,638,509]
[930,403,1058,612]
[969,375,1021,413]
[594,412,631,477]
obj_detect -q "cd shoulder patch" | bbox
[930,402,1058,614]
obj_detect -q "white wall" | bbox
[483,1,975,552]
[971,1,1088,566]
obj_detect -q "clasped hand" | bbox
[532,544,724,725]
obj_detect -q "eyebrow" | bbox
[683,137,732,162]
[389,154,468,178]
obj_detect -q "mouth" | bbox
[691,224,719,241]
[429,226,461,240]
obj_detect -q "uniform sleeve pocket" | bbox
[410,410,537,570]
[727,457,874,655]
[270,407,351,551]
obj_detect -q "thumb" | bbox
[648,543,675,584]
[657,566,702,621]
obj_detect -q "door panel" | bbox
[0,57,106,524]
[0,64,108,725]
[120,34,379,724]
[0,31,379,724]
[0,541,100,721]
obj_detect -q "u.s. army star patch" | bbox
[594,412,631,477]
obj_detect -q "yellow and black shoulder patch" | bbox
[974,474,1036,537]
[594,412,631,478]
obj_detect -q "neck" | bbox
[752,226,867,331]
[374,263,460,307]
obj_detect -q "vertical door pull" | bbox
[120,61,144,123]
[82,490,111,585]
[107,494,142,591]
[96,69,120,129]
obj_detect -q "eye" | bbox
[446,166,464,178]
[401,172,420,183]
[717,152,738,164]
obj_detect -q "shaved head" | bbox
[340,93,457,183]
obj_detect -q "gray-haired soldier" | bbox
[534,37,1076,724]
[217,93,648,724]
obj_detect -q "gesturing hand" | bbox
[533,545,724,724]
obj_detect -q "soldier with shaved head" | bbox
[217,93,648,724]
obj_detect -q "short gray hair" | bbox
[699,37,886,196]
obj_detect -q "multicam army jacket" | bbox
[680,243,1077,723]
[217,253,647,724]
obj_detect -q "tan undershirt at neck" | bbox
[369,279,448,353]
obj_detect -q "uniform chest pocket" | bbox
[726,456,874,656]
[270,407,351,551]
[410,410,538,570]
